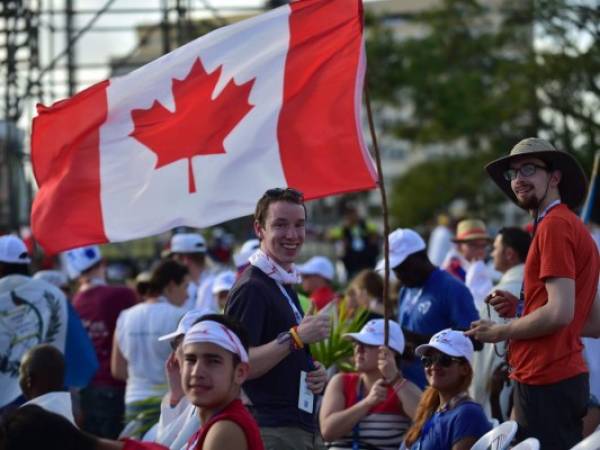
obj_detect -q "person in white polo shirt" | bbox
[19,344,76,425]
[168,233,214,311]
[297,256,337,312]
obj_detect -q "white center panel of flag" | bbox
[98,6,293,241]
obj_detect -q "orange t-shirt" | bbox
[509,204,599,385]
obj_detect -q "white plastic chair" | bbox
[470,420,518,450]
[569,429,600,450]
[511,438,540,450]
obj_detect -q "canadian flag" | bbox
[31,0,377,254]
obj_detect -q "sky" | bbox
[38,0,381,98]
[39,1,268,95]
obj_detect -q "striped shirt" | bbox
[326,373,411,450]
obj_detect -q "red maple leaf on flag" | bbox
[130,58,255,193]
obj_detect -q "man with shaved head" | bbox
[19,344,75,424]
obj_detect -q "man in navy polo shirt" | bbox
[225,188,330,450]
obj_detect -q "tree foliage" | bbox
[366,0,599,226]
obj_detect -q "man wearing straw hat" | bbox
[443,218,493,284]
[467,137,600,449]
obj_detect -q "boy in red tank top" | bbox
[181,314,264,450]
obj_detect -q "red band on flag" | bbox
[31,81,109,253]
[279,0,376,199]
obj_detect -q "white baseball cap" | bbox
[0,235,31,264]
[297,256,335,281]
[64,245,102,278]
[158,308,209,342]
[388,228,426,269]
[374,259,398,283]
[170,233,207,254]
[212,271,236,295]
[415,328,474,365]
[183,320,249,363]
[233,239,260,268]
[343,319,405,355]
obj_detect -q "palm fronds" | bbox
[310,297,369,371]
[122,394,163,438]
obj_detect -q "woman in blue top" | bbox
[403,329,491,450]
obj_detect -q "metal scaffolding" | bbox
[0,0,269,232]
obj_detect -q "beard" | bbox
[513,183,542,210]
[516,195,541,210]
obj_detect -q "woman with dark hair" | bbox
[403,329,491,450]
[111,259,189,424]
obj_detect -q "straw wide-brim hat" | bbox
[452,219,492,243]
[485,137,588,210]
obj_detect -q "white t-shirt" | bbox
[116,301,184,404]
[156,396,200,450]
[0,275,69,407]
[427,225,453,266]
[194,275,218,313]
[183,270,215,311]
[470,264,524,419]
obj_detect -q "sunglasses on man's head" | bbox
[264,187,304,201]
[503,163,549,181]
[421,353,463,368]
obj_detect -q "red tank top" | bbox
[342,372,407,415]
[186,399,264,450]
[122,438,168,450]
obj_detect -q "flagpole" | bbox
[581,150,600,224]
[364,82,391,347]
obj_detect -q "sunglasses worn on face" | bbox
[503,163,549,181]
[264,187,304,201]
[421,353,463,368]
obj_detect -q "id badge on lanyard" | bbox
[275,282,316,413]
[276,281,303,324]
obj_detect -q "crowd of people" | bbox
[0,137,599,450]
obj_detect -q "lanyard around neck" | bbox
[275,281,303,325]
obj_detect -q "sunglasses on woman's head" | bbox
[421,353,463,368]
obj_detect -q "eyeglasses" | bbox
[264,187,304,201]
[503,163,549,181]
[421,353,463,368]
